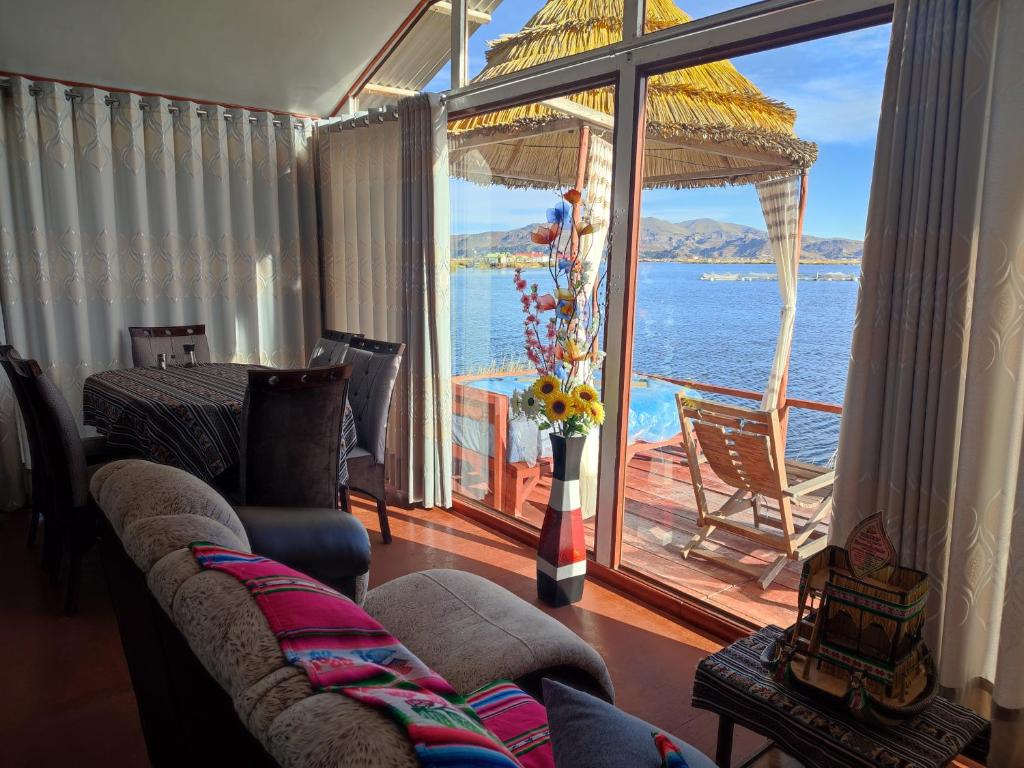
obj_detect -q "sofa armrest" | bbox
[364,569,614,702]
[233,506,371,604]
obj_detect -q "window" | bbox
[619,24,890,626]
[448,84,615,552]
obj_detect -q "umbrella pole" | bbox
[778,171,809,442]
[570,125,591,259]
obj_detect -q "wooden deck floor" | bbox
[457,443,831,628]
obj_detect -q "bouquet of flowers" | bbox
[510,189,607,438]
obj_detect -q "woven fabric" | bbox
[467,681,553,768]
[84,363,355,485]
[190,543,520,768]
[692,627,989,768]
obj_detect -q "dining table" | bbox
[83,363,357,487]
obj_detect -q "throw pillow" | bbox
[542,679,715,768]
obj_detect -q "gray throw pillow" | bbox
[542,679,716,768]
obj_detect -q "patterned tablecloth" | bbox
[83,363,357,487]
[692,626,990,768]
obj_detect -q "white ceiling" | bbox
[0,0,419,116]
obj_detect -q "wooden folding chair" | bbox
[676,394,834,589]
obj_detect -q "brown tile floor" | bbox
[0,499,798,767]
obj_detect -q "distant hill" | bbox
[453,217,863,262]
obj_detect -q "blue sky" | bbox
[430,2,891,241]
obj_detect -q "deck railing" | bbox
[644,373,844,415]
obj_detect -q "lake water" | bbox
[451,261,861,464]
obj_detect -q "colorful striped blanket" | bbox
[467,681,554,768]
[189,543,541,768]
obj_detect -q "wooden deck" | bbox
[456,441,831,628]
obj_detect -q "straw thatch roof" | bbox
[449,0,818,190]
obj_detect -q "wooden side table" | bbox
[692,626,990,768]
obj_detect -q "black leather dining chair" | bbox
[129,324,210,367]
[1,346,131,563]
[308,329,363,368]
[343,337,405,544]
[6,349,108,613]
[233,365,371,598]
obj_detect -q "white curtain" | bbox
[833,0,1023,763]
[578,131,613,521]
[319,94,453,508]
[755,173,802,410]
[0,76,320,509]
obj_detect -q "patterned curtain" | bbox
[0,76,320,510]
[833,1,1023,764]
[319,94,452,508]
[755,172,802,410]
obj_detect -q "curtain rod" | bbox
[0,77,306,128]
[326,104,399,133]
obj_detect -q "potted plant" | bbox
[510,189,606,606]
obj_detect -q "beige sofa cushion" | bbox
[364,569,615,701]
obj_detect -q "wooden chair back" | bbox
[678,396,788,500]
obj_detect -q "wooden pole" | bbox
[778,170,809,441]
[570,124,591,259]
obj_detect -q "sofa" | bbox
[92,460,615,768]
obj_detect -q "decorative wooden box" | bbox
[766,514,937,725]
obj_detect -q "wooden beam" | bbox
[362,82,420,99]
[541,96,614,131]
[430,1,491,25]
[449,120,582,152]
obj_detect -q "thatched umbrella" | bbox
[449,0,818,190]
[449,0,817,419]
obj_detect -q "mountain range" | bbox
[453,217,863,262]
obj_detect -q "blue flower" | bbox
[546,201,572,225]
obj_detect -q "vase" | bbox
[537,433,587,607]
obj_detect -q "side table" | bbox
[692,626,989,768]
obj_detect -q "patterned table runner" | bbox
[692,626,989,768]
[84,363,356,486]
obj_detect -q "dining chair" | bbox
[308,329,364,368]
[0,345,52,550]
[239,365,352,508]
[343,336,405,544]
[129,324,210,367]
[2,345,133,559]
[234,364,371,596]
[6,349,105,614]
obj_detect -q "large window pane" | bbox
[620,24,891,626]
[449,86,615,551]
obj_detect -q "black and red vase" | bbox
[537,433,586,607]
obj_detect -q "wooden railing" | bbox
[451,370,844,416]
[644,373,843,415]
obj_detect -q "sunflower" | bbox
[532,375,561,401]
[572,383,599,405]
[545,392,573,422]
[587,401,606,426]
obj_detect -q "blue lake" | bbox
[451,261,861,464]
